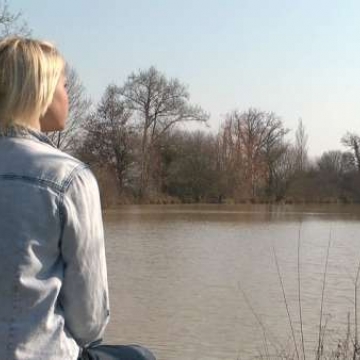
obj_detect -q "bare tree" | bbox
[341,151,356,174]
[274,145,298,196]
[263,140,289,199]
[0,1,29,37]
[215,123,239,201]
[294,118,308,172]
[317,150,344,174]
[162,130,218,202]
[341,132,360,171]
[119,66,209,199]
[80,85,133,195]
[224,108,288,199]
[47,67,91,152]
[216,116,246,200]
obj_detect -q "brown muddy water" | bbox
[102,204,360,360]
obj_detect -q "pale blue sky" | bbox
[12,0,360,156]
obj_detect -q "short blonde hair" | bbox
[0,37,65,127]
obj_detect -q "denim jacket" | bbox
[0,126,110,360]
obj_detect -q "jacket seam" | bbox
[0,162,89,195]
[58,163,91,247]
[0,174,63,193]
[61,163,90,192]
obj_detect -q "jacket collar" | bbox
[0,124,56,148]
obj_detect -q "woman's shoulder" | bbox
[32,143,93,193]
[0,126,92,193]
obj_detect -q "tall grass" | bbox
[239,227,360,360]
[316,235,331,360]
[298,222,306,360]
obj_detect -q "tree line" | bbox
[3,2,360,206]
[58,66,360,206]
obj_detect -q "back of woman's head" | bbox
[0,37,64,128]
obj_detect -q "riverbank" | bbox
[101,193,360,208]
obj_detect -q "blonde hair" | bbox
[0,37,65,127]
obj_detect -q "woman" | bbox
[0,37,155,360]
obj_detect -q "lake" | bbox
[103,204,360,360]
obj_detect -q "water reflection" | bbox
[103,204,360,360]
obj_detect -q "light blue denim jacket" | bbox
[0,126,110,360]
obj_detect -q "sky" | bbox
[11,0,360,157]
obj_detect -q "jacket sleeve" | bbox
[58,165,110,347]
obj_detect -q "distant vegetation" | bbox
[64,66,360,207]
[3,2,360,207]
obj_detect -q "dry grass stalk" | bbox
[272,244,300,360]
